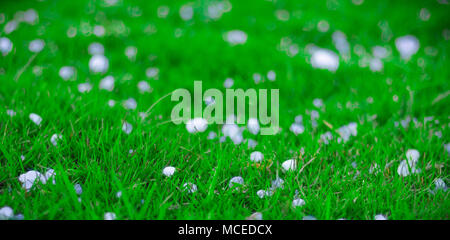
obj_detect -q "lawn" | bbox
[0,0,448,220]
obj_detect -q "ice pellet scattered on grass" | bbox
[6,109,16,117]
[0,37,13,55]
[395,35,419,60]
[292,198,306,208]
[289,123,305,135]
[104,212,116,220]
[374,214,387,220]
[99,76,115,91]
[310,48,339,72]
[229,176,244,188]
[0,206,14,220]
[78,83,92,93]
[29,113,42,126]
[89,54,109,73]
[88,42,104,55]
[246,212,263,220]
[138,81,151,93]
[250,151,264,162]
[122,122,133,134]
[59,66,75,81]
[225,30,247,45]
[282,159,297,172]
[223,78,234,88]
[162,166,176,177]
[183,182,198,193]
[123,98,137,110]
[74,184,83,195]
[186,118,208,133]
[28,39,45,53]
[50,134,62,146]
[247,118,260,135]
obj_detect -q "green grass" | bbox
[0,0,449,220]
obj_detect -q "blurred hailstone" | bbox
[18,169,55,191]
[369,58,383,72]
[302,215,317,220]
[250,151,264,163]
[0,206,14,220]
[336,122,358,143]
[88,42,104,55]
[246,212,263,220]
[207,131,217,140]
[372,46,389,59]
[320,131,333,145]
[6,109,16,117]
[93,25,105,37]
[405,149,420,162]
[59,66,75,81]
[433,178,447,192]
[108,99,116,107]
[74,184,83,195]
[374,214,387,220]
[186,118,208,133]
[225,30,247,45]
[395,35,419,60]
[247,139,257,149]
[4,20,18,34]
[146,67,159,79]
[29,113,42,126]
[137,81,151,93]
[257,190,266,199]
[229,176,244,188]
[223,78,234,88]
[267,70,276,81]
[183,182,198,193]
[289,123,305,135]
[24,9,38,24]
[332,31,350,60]
[162,166,176,177]
[122,122,133,134]
[99,75,115,91]
[78,83,92,93]
[125,46,137,61]
[313,98,324,108]
[222,122,244,145]
[28,39,45,53]
[123,98,137,110]
[204,96,215,106]
[247,118,260,135]
[50,133,62,146]
[253,73,262,84]
[116,191,122,198]
[179,4,194,21]
[282,159,297,172]
[271,178,284,189]
[310,48,339,72]
[104,212,116,220]
[292,198,306,208]
[89,54,109,73]
[0,37,13,55]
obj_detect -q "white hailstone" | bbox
[59,66,75,81]
[271,178,284,189]
[369,58,383,72]
[282,159,297,172]
[332,31,350,58]
[313,98,324,108]
[289,123,305,136]
[77,83,92,93]
[222,123,244,145]
[434,178,447,191]
[183,182,198,193]
[125,46,137,61]
[145,67,159,79]
[253,73,262,84]
[310,110,320,120]
[21,155,25,161]
[89,54,109,73]
[229,176,244,188]
[225,30,248,45]
[247,118,260,135]
[93,25,105,37]
[395,35,420,60]
[23,9,38,24]
[28,39,45,53]
[303,215,317,220]
[204,96,215,106]
[18,170,46,191]
[116,191,122,198]
[336,122,357,143]
[74,184,83,195]
[4,20,18,34]
[137,81,151,93]
[128,149,135,154]
[295,115,303,124]
[223,78,234,88]
[99,75,114,91]
[320,131,333,145]
[397,159,421,177]
[246,212,263,220]
[207,131,217,140]
[29,113,42,126]
[123,98,137,110]
[247,139,257,149]
[445,143,450,155]
[310,48,339,72]
[108,99,116,107]
[50,134,62,146]
[186,118,208,133]
[405,149,420,162]
[250,151,264,163]
[0,206,14,220]
[267,70,276,81]
[122,122,133,134]
[256,190,266,199]
[44,169,56,185]
[162,166,176,177]
[292,198,306,208]
[179,4,194,21]
[0,37,13,55]
[104,212,116,220]
[6,109,16,117]
[374,214,387,220]
[88,42,104,55]
[372,46,389,59]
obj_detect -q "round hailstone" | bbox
[99,76,114,91]
[59,66,75,81]
[372,46,389,59]
[116,191,122,198]
[77,83,92,93]
[247,118,260,135]
[89,54,109,73]
[50,134,62,146]
[179,4,193,21]
[108,99,116,107]
[267,70,276,81]
[247,139,257,149]
[122,122,133,135]
[29,113,42,126]
[225,30,248,45]
[104,212,116,220]
[434,178,447,191]
[23,9,38,24]
[88,42,104,55]
[0,37,13,55]
[253,73,262,84]
[229,176,244,188]
[282,159,297,172]
[207,131,217,140]
[125,46,137,61]
[93,25,105,37]
[310,48,339,72]
[395,35,419,60]
[186,118,208,133]
[0,206,14,220]
[223,78,234,88]
[6,109,16,117]
[271,178,284,189]
[183,182,198,193]
[4,20,18,34]
[28,39,45,53]
[123,98,137,110]
[313,98,324,108]
[289,123,305,135]
[256,190,266,199]
[162,166,176,177]
[137,81,151,93]
[369,58,383,72]
[292,198,306,208]
[374,214,387,220]
[250,151,264,163]
[74,184,83,195]
[18,170,46,191]
[405,149,420,163]
[146,67,159,79]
